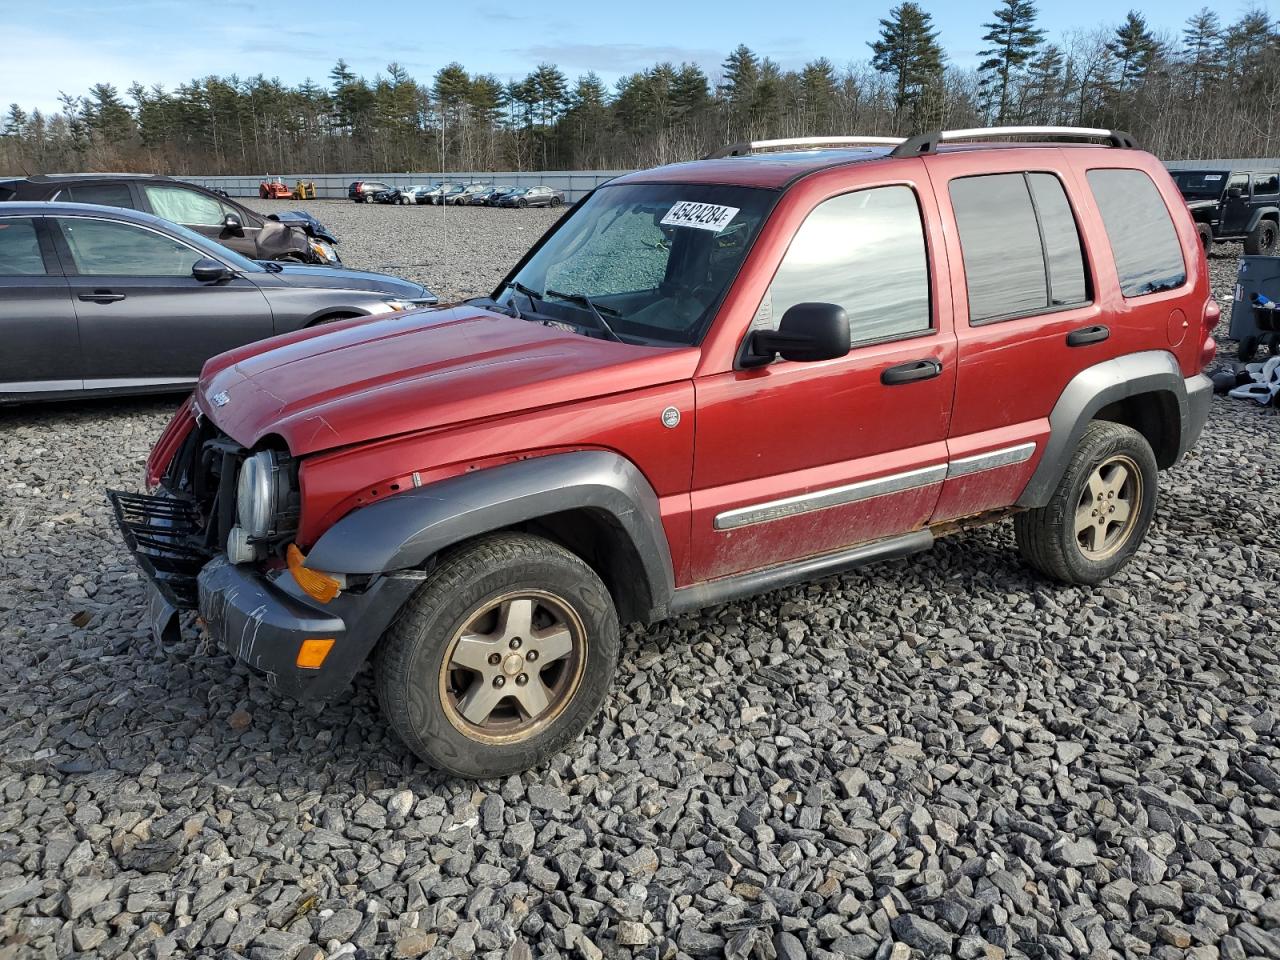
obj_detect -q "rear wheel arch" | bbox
[1093,390,1182,469]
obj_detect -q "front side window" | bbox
[57,218,203,277]
[950,172,1089,322]
[143,185,227,226]
[0,218,47,276]
[501,182,774,345]
[1086,168,1186,297]
[59,182,135,209]
[762,185,931,344]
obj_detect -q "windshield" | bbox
[1173,171,1228,198]
[498,182,774,346]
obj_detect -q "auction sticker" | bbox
[661,201,740,232]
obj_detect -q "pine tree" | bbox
[1023,44,1065,123]
[799,58,838,131]
[977,0,1045,122]
[870,3,945,117]
[1182,7,1223,96]
[1107,11,1158,91]
[720,45,760,134]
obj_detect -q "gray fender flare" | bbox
[1017,350,1192,508]
[305,450,676,620]
[1246,207,1280,234]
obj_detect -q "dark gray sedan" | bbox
[0,202,437,402]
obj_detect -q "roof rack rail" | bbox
[890,126,1137,158]
[706,135,906,160]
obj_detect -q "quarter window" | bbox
[950,172,1089,323]
[57,218,203,277]
[1086,169,1187,297]
[1255,173,1279,195]
[0,218,47,276]
[762,185,931,344]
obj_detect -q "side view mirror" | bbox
[744,302,851,367]
[1227,187,1244,199]
[192,258,231,283]
[223,213,244,235]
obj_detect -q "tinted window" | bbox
[1028,173,1088,306]
[0,218,46,275]
[60,182,135,208]
[1255,173,1279,195]
[951,174,1046,321]
[951,172,1089,322]
[143,185,226,226]
[58,218,202,277]
[1086,169,1186,297]
[763,185,931,344]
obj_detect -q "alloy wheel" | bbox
[438,590,587,744]
[1074,454,1143,561]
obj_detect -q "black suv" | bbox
[0,174,340,264]
[1173,168,1280,255]
[348,180,394,203]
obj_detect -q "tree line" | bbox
[3,3,1280,177]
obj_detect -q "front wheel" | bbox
[1014,421,1158,585]
[1196,223,1213,256]
[376,533,619,778]
[517,199,528,208]
[550,197,562,207]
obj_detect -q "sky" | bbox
[2,0,1276,114]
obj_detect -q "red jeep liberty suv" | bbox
[113,127,1216,778]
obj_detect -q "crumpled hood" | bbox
[196,305,697,454]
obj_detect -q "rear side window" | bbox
[950,172,1089,322]
[1255,173,1279,195]
[1086,169,1186,297]
[59,183,135,209]
[762,185,931,344]
[0,218,47,275]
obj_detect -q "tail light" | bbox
[1200,297,1221,368]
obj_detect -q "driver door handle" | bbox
[881,358,942,386]
[78,291,126,303]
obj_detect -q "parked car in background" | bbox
[481,186,517,206]
[112,127,1214,778]
[0,202,436,402]
[442,184,488,205]
[1173,167,1280,255]
[497,185,564,208]
[370,186,404,205]
[423,183,453,204]
[398,185,435,205]
[0,174,340,264]
[348,180,394,202]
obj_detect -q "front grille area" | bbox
[107,490,210,608]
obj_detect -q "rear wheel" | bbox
[1015,421,1158,585]
[550,196,562,207]
[1244,218,1278,255]
[376,533,619,778]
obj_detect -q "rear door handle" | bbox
[1066,324,1109,347]
[78,291,126,303]
[881,358,942,385]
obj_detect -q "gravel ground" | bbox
[0,207,1278,960]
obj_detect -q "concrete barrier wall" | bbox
[181,171,633,203]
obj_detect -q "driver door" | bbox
[1221,173,1252,236]
[50,214,273,386]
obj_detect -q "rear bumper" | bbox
[197,557,421,700]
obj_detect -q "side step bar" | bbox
[668,529,933,615]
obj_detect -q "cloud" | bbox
[518,41,727,74]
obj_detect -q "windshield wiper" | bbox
[493,279,545,320]
[546,289,626,343]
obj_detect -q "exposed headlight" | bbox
[236,450,290,539]
[310,240,338,263]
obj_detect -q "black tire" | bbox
[1244,218,1278,255]
[376,533,619,778]
[1196,223,1213,256]
[550,196,562,207]
[1239,335,1260,362]
[1014,421,1158,585]
[517,199,528,208]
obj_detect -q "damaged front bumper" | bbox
[109,488,420,701]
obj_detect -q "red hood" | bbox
[195,305,699,454]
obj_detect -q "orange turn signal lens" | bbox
[296,638,336,669]
[287,544,342,603]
